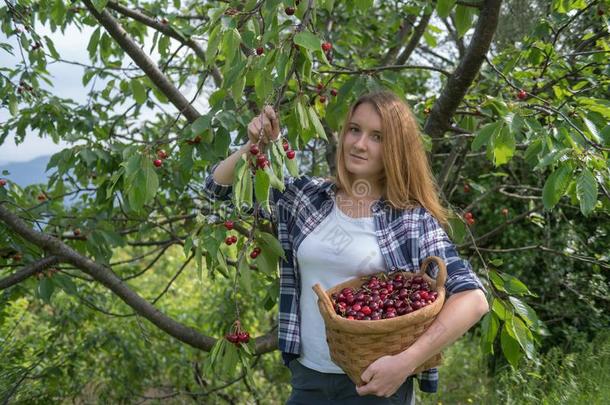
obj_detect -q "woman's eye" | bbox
[350,127,359,133]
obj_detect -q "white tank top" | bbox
[296,197,386,373]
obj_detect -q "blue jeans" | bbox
[286,359,415,404]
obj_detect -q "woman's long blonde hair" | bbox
[331,91,449,226]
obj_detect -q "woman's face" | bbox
[342,102,385,192]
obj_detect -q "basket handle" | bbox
[312,283,336,320]
[418,256,447,288]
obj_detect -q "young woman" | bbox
[204,91,489,404]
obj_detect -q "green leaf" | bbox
[233,155,252,214]
[206,25,222,65]
[256,231,285,260]
[501,322,523,368]
[285,154,299,177]
[471,121,501,151]
[510,316,536,360]
[489,270,506,293]
[142,159,159,206]
[307,106,328,141]
[37,277,55,304]
[499,272,534,296]
[254,68,273,104]
[492,124,516,166]
[293,32,321,52]
[581,116,602,143]
[254,168,271,215]
[296,100,309,130]
[87,27,101,58]
[264,165,285,191]
[454,5,474,38]
[53,274,77,296]
[91,0,109,12]
[576,168,597,216]
[354,0,374,11]
[492,298,511,321]
[8,96,17,116]
[238,256,252,295]
[447,215,467,244]
[542,165,572,210]
[131,79,146,105]
[191,114,213,143]
[256,245,279,274]
[436,0,457,18]
[509,297,541,328]
[221,28,241,65]
[480,311,499,355]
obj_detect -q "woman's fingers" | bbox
[264,105,280,139]
[248,106,280,144]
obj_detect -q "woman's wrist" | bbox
[395,348,420,376]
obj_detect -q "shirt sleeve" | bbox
[418,209,486,297]
[202,161,234,201]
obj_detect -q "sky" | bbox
[0,18,211,165]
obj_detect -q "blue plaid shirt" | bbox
[204,163,485,393]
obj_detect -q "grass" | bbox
[416,331,610,405]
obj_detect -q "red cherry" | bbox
[517,89,527,100]
[153,159,163,167]
[250,144,260,155]
[286,150,296,159]
[283,142,290,151]
[0,179,6,187]
[225,237,233,245]
[321,42,332,52]
[330,89,338,97]
[250,250,259,259]
[237,331,250,343]
[253,247,261,254]
[319,95,327,103]
[224,220,234,230]
[256,47,264,55]
[230,235,238,243]
[285,6,295,15]
[157,149,168,159]
[316,82,324,91]
[463,183,470,193]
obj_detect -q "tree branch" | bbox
[0,255,61,290]
[424,0,502,139]
[81,0,201,123]
[106,1,222,87]
[381,13,417,65]
[0,204,277,355]
[395,8,433,65]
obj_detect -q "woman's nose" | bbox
[354,134,369,149]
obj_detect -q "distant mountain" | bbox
[0,156,53,187]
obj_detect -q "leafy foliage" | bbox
[1,0,608,400]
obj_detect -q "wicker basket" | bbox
[312,256,447,386]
